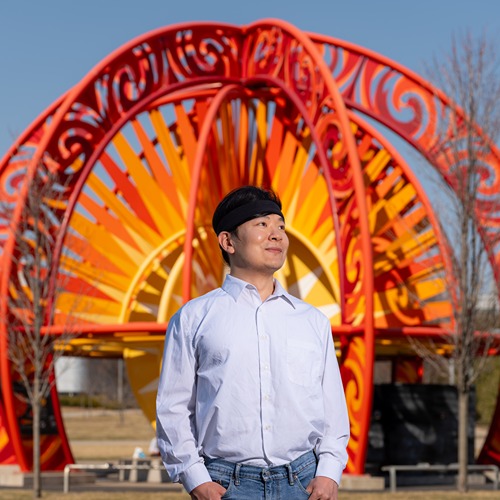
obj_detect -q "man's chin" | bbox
[267,261,286,273]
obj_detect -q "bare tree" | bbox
[422,31,500,492]
[1,163,85,498]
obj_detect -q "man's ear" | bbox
[218,231,235,254]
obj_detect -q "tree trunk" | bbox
[457,389,469,493]
[33,377,41,499]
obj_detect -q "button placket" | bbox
[256,303,273,455]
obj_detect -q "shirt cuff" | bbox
[315,454,345,486]
[180,461,213,493]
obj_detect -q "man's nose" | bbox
[269,227,282,240]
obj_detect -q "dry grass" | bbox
[62,408,153,441]
[63,408,155,461]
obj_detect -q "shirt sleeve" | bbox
[314,320,350,485]
[156,310,212,492]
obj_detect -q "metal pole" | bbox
[390,467,396,493]
[63,465,71,493]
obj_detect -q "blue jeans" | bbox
[204,451,316,499]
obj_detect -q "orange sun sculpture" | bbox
[1,19,499,474]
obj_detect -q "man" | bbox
[156,186,349,500]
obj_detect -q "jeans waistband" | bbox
[204,450,316,484]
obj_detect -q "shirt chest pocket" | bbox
[286,338,321,387]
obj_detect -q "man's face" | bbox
[226,213,289,275]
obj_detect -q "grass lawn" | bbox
[62,407,155,461]
[62,407,154,440]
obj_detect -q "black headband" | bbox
[213,200,284,235]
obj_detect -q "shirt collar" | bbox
[222,274,296,308]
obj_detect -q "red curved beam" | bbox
[243,19,375,472]
[182,83,242,300]
[180,76,346,307]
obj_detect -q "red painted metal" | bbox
[0,19,498,475]
[311,32,500,286]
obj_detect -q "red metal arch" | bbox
[0,19,498,475]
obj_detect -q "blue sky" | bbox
[0,0,498,158]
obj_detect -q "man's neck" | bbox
[229,270,275,301]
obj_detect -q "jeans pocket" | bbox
[206,465,234,498]
[293,460,316,496]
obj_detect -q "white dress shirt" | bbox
[156,275,350,493]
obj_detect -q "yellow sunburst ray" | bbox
[76,192,144,252]
[58,254,131,294]
[84,174,165,248]
[109,233,150,266]
[244,100,267,185]
[111,133,184,238]
[132,116,184,228]
[220,100,237,177]
[237,100,250,179]
[369,184,416,235]
[387,206,427,240]
[282,137,313,211]
[67,312,126,325]
[211,113,240,189]
[404,261,445,284]
[272,130,299,195]
[392,230,437,261]
[174,102,198,170]
[265,105,285,176]
[313,217,337,259]
[66,213,140,273]
[293,178,329,236]
[373,165,404,200]
[131,116,184,218]
[150,109,190,211]
[55,292,123,317]
[363,149,392,186]
[284,154,321,223]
